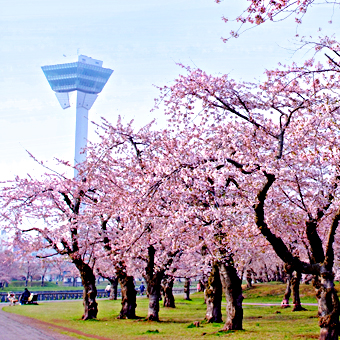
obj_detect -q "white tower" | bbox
[42,55,113,176]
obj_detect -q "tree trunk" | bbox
[184,277,191,300]
[116,268,136,319]
[110,277,118,300]
[162,276,175,308]
[219,263,243,331]
[246,269,252,288]
[275,265,283,282]
[198,279,205,292]
[263,263,270,282]
[313,272,339,340]
[144,245,165,321]
[291,271,305,311]
[204,262,223,323]
[146,273,163,320]
[73,258,98,320]
[281,265,292,308]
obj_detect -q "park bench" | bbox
[27,294,38,305]
[19,293,38,305]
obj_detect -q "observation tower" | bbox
[42,55,113,176]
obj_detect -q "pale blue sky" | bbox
[0,0,338,179]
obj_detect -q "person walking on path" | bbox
[105,284,111,297]
[139,283,145,296]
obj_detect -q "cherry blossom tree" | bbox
[85,119,199,321]
[116,121,254,329]
[215,0,340,39]
[18,253,42,287]
[0,172,104,319]
[155,36,340,338]
[0,250,20,287]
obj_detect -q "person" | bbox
[20,288,30,305]
[7,292,18,306]
[105,283,111,297]
[139,283,145,295]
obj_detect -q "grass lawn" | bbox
[2,284,324,339]
[242,281,326,304]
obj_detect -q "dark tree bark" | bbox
[198,279,205,292]
[239,266,246,284]
[116,264,137,319]
[162,276,175,308]
[313,273,339,340]
[147,276,163,320]
[73,257,98,320]
[99,273,118,300]
[254,172,340,340]
[144,245,164,321]
[110,277,118,300]
[246,269,252,288]
[204,262,223,323]
[143,245,180,320]
[219,262,243,331]
[277,265,285,282]
[281,265,292,308]
[291,271,305,311]
[263,263,270,282]
[184,277,191,300]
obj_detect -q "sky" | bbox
[1,0,339,180]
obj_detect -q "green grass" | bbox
[242,282,324,304]
[2,284,323,340]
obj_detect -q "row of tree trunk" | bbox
[75,255,315,336]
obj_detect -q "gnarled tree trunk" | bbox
[116,265,137,319]
[204,262,223,323]
[184,277,191,300]
[102,276,119,300]
[253,172,340,340]
[246,269,252,288]
[219,262,243,331]
[314,272,339,340]
[146,272,163,320]
[110,277,118,300]
[162,276,175,308]
[73,258,98,320]
[144,245,164,321]
[281,265,292,308]
[198,279,205,292]
[291,271,305,311]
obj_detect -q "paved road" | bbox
[0,304,76,340]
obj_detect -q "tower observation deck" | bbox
[42,55,113,175]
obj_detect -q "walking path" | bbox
[0,303,76,340]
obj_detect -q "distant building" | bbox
[41,55,113,175]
